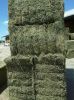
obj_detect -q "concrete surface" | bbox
[0,88,9,100]
[0,44,10,100]
[0,44,10,62]
[66,58,74,69]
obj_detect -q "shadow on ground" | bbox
[0,84,7,94]
[66,69,74,100]
[0,66,7,94]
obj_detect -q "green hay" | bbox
[8,21,66,56]
[10,33,18,56]
[38,53,65,65]
[35,72,65,81]
[8,78,32,87]
[8,0,67,99]
[9,25,56,56]
[9,86,34,95]
[6,54,66,99]
[69,33,74,40]
[9,71,32,80]
[67,49,74,58]
[9,0,63,25]
[35,64,65,73]
[5,55,33,71]
[9,95,35,100]
[56,34,65,53]
[36,87,66,97]
[9,85,35,100]
[36,94,66,100]
[35,79,66,89]
[66,40,74,50]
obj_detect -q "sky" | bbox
[0,0,8,40]
[0,0,74,40]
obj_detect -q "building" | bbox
[3,35,10,46]
[64,9,74,58]
[64,9,74,33]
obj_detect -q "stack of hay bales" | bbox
[5,55,35,100]
[6,0,67,99]
[35,53,66,100]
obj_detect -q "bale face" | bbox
[9,21,66,56]
[34,54,66,100]
[6,55,35,100]
[65,40,74,58]
[6,54,67,100]
[8,0,67,99]
[67,49,74,58]
[66,40,74,50]
[9,0,63,24]
[10,25,56,55]
[70,33,74,40]
[36,95,66,100]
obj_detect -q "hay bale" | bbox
[5,55,35,100]
[36,87,66,97]
[9,86,34,95]
[36,94,66,100]
[66,40,74,50]
[9,83,35,99]
[9,93,35,100]
[9,21,66,56]
[56,34,65,53]
[9,25,57,55]
[6,54,66,99]
[9,97,19,100]
[69,33,74,40]
[67,49,74,58]
[38,53,65,65]
[8,78,32,87]
[9,72,32,80]
[8,0,67,99]
[5,55,33,71]
[35,53,66,99]
[53,0,64,21]
[10,33,18,55]
[9,0,63,25]
[35,79,66,99]
[35,79,66,89]
[35,72,65,81]
[50,20,67,54]
[35,64,65,73]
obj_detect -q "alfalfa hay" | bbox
[7,0,67,99]
[9,0,63,25]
